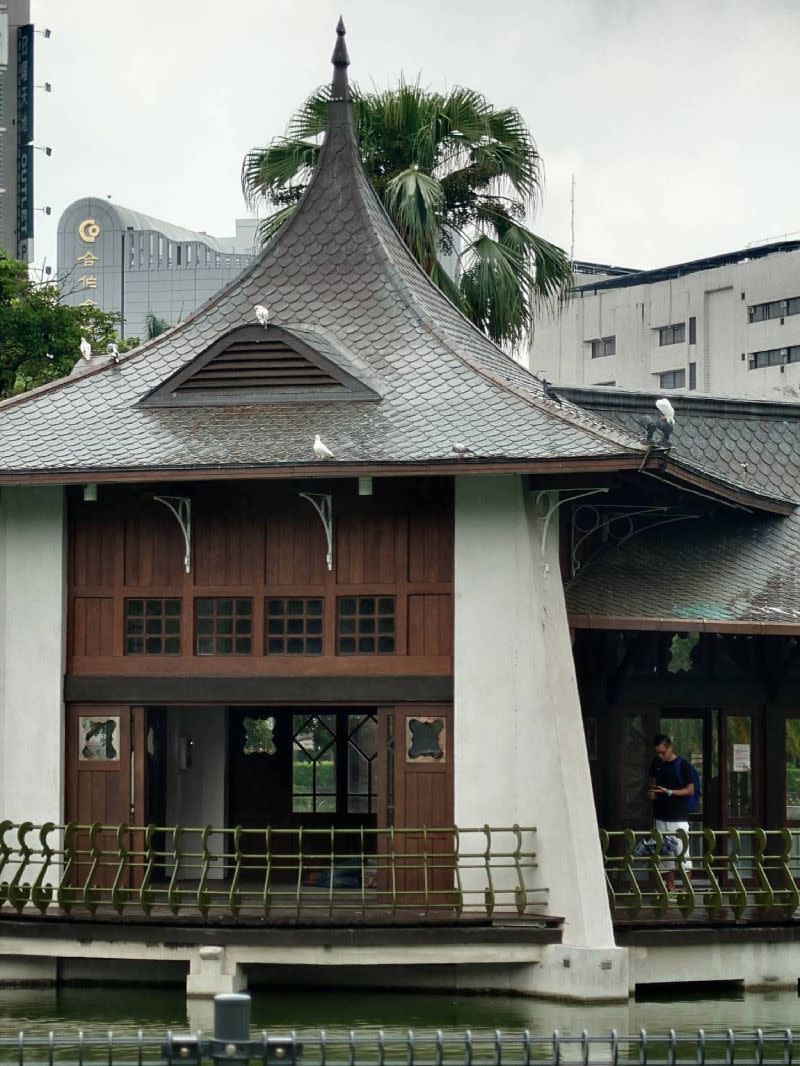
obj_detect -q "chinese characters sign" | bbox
[16,23,34,261]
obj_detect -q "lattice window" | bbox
[337,596,396,654]
[266,598,324,654]
[292,713,337,813]
[125,598,181,654]
[347,713,378,813]
[195,598,253,655]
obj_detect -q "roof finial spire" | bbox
[331,16,350,100]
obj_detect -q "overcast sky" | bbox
[31,0,800,275]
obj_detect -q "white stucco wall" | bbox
[453,475,614,949]
[0,487,66,823]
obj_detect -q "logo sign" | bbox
[16,23,34,261]
[78,218,101,243]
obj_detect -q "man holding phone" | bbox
[648,732,695,891]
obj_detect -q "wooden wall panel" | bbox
[265,511,327,586]
[72,597,115,658]
[124,503,183,588]
[408,513,454,584]
[336,514,400,585]
[71,510,118,588]
[407,595,453,657]
[68,480,454,678]
[195,509,262,587]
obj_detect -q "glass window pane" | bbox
[786,719,800,823]
[145,637,162,653]
[360,597,375,613]
[164,637,180,654]
[217,637,233,654]
[727,715,752,819]
[268,599,284,616]
[197,637,214,655]
[268,638,284,653]
[127,600,144,615]
[234,637,251,654]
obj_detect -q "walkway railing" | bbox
[602,827,800,919]
[0,821,543,922]
[2,993,799,1065]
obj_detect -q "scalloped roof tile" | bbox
[0,26,646,478]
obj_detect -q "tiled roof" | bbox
[557,386,800,505]
[566,510,800,628]
[0,30,644,478]
[562,386,800,628]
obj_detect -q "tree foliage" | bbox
[0,250,137,399]
[242,80,572,349]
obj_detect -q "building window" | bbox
[689,362,697,390]
[749,297,800,323]
[658,323,686,345]
[195,597,252,655]
[689,316,696,344]
[292,713,337,813]
[266,598,324,654]
[749,345,800,370]
[658,369,686,389]
[125,598,181,654]
[176,244,182,267]
[588,336,615,358]
[596,380,616,386]
[337,596,396,654]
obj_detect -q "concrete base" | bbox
[520,945,629,1003]
[629,940,800,992]
[0,955,57,985]
[0,930,633,1005]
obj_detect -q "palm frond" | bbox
[460,232,531,348]
[257,203,299,245]
[242,139,321,210]
[383,168,444,271]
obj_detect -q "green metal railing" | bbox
[0,821,543,921]
[602,827,800,920]
[8,989,800,1066]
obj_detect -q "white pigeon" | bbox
[655,397,675,423]
[106,342,120,363]
[313,434,334,461]
[79,336,92,361]
[254,304,270,328]
[451,443,474,459]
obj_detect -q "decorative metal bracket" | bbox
[534,488,609,573]
[571,502,699,574]
[154,495,192,573]
[299,492,334,571]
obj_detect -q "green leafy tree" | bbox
[242,80,571,348]
[0,250,138,399]
[145,310,171,339]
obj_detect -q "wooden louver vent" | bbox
[176,339,342,393]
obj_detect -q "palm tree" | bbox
[242,80,571,349]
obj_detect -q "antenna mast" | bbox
[570,173,576,264]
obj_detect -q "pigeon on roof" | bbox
[314,434,334,460]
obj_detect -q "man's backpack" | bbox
[676,756,702,814]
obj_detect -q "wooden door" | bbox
[65,704,142,889]
[379,704,454,904]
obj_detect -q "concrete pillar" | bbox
[0,487,66,824]
[454,476,626,1000]
[186,946,246,999]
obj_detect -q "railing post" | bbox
[212,993,251,1064]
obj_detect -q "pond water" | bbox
[0,985,798,1037]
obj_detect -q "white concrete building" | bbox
[57,197,260,340]
[530,241,800,400]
